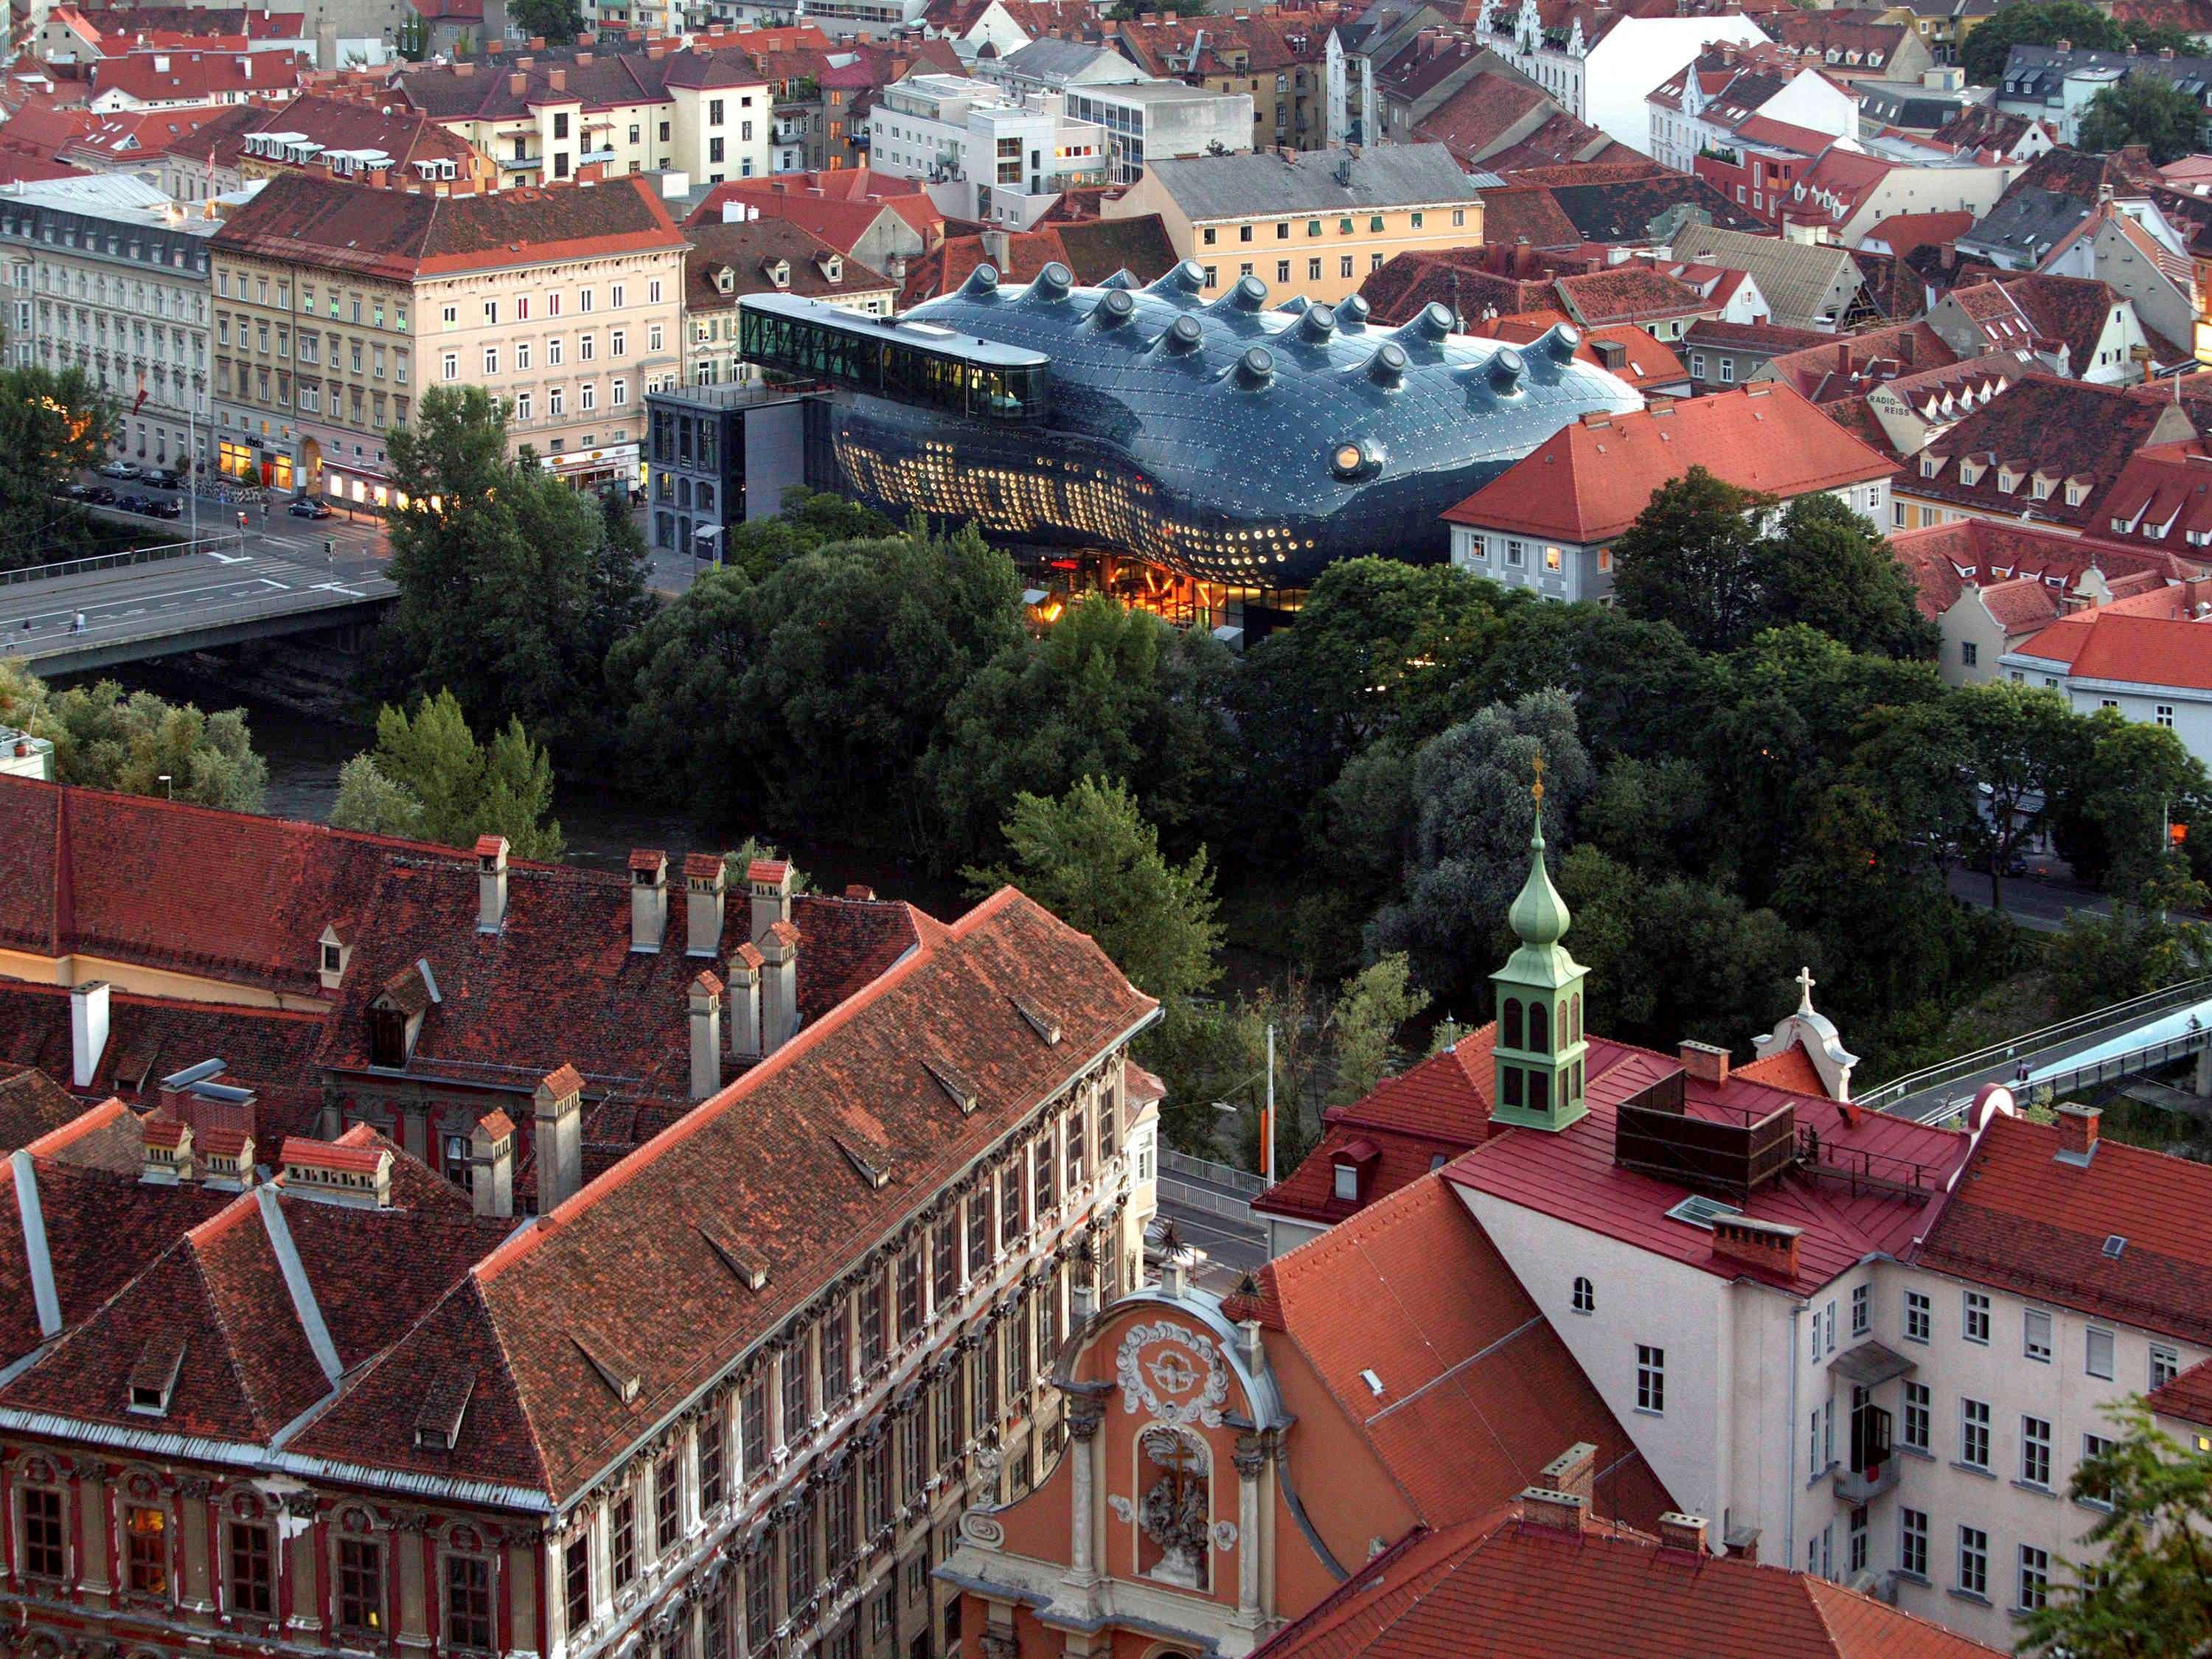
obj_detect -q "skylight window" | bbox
[1666,1194,1743,1231]
[2103,1234,2127,1259]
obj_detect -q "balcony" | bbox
[1832,1458,1897,1503]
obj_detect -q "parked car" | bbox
[288,498,333,519]
[115,493,151,515]
[146,498,181,520]
[97,461,139,481]
[85,484,116,504]
[57,482,90,500]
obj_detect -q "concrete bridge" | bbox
[1863,978,2212,1125]
[0,534,394,676]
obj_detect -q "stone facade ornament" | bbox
[1114,1321,1228,1430]
[1208,1520,1239,1551]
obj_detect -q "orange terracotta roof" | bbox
[1733,1045,1824,1094]
[1444,383,1893,543]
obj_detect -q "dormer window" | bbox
[714,265,734,294]
[321,941,342,975]
[1921,453,1944,478]
[1332,1162,1357,1201]
[367,1007,406,1068]
[128,1332,187,1416]
[1997,467,2020,494]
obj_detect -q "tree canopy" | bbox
[330,689,564,860]
[504,0,582,40]
[2,661,267,811]
[374,386,650,753]
[1958,0,2193,83]
[0,361,115,572]
[2079,74,2209,164]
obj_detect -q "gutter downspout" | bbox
[1784,1298,1804,1576]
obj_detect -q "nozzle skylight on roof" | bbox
[698,1216,771,1290]
[570,1326,641,1404]
[1012,995,1062,1046]
[921,1054,979,1115]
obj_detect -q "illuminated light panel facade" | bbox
[740,265,1641,587]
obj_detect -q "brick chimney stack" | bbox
[748,858,793,945]
[533,1064,585,1212]
[727,942,765,1057]
[684,852,728,956]
[477,834,509,933]
[689,971,725,1102]
[1658,1513,1710,1553]
[1679,1039,1731,1085]
[762,922,801,1053]
[630,849,669,952]
[470,1110,515,1218]
[2056,1102,2100,1162]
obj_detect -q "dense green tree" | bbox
[1610,467,1771,653]
[2021,1403,2212,1657]
[1226,558,1513,860]
[1960,0,2127,83]
[13,664,267,811]
[922,594,1232,866]
[331,689,563,859]
[1759,494,1937,659]
[2079,74,2208,164]
[1559,846,1811,1050]
[970,776,1224,1009]
[0,361,114,572]
[1944,678,2081,910]
[2047,867,2212,1010]
[505,0,582,39]
[1325,953,1430,1107]
[2049,709,2211,895]
[1368,689,1593,1004]
[375,386,647,751]
[715,487,894,581]
[607,517,1023,843]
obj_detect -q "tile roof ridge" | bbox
[23,1098,129,1159]
[471,889,987,1283]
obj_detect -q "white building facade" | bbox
[866,75,1105,223]
[0,175,214,477]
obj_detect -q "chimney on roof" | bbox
[689,971,724,1102]
[748,858,793,945]
[1537,1441,1596,1506]
[282,1140,393,1208]
[1658,1512,1711,1553]
[549,66,565,89]
[2054,36,2069,52]
[630,849,669,952]
[2056,1102,2100,1163]
[478,834,509,932]
[1678,1038,1730,1085]
[1711,1212,1802,1279]
[69,979,109,1091]
[528,34,546,48]
[727,942,764,1057]
[469,1110,515,1218]
[684,853,728,956]
[1517,1483,1588,1534]
[509,71,526,94]
[140,1116,193,1186]
[762,922,800,1054]
[532,1065,585,1213]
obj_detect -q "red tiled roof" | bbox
[0,775,476,1000]
[87,48,299,103]
[1256,1034,1497,1225]
[0,1068,87,1158]
[1449,1040,1972,1295]
[1733,1046,1824,1094]
[1444,383,1893,543]
[1864,209,1975,258]
[1259,1172,1674,1531]
[2014,609,2212,692]
[280,886,1155,1499]
[1554,266,1708,327]
[212,170,686,282]
[1916,1112,2212,1346]
[2149,1353,2212,1427]
[1253,1507,2004,1659]
[900,215,1178,306]
[1472,312,1687,389]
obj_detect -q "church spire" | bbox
[1489,753,1590,1134]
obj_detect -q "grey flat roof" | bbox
[1141,142,1481,220]
[737,289,1051,366]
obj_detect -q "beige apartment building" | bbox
[396,46,773,189]
[1105,142,1483,305]
[210,170,688,501]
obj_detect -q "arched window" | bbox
[1572,992,1582,1042]
[1503,998,1523,1049]
[1557,1001,1569,1049]
[1572,1276,1595,1315]
[1527,1003,1548,1054]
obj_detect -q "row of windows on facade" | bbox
[218,318,411,377]
[4,218,206,275]
[32,302,204,361]
[1895,1283,2182,1383]
[1200,252,1387,289]
[18,262,207,321]
[217,274,668,326]
[218,366,410,425]
[1462,536,1604,577]
[562,1273,1086,1646]
[433,328,669,374]
[10,1262,1100,1652]
[1800,1500,2059,1616]
[1199,208,1467,247]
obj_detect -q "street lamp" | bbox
[156,773,172,799]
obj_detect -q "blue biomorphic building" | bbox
[737,260,1641,597]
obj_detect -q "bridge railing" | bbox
[0,538,222,588]
[2025,1029,2212,1111]
[1858,976,2212,1111]
[1158,1148,1267,1197]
